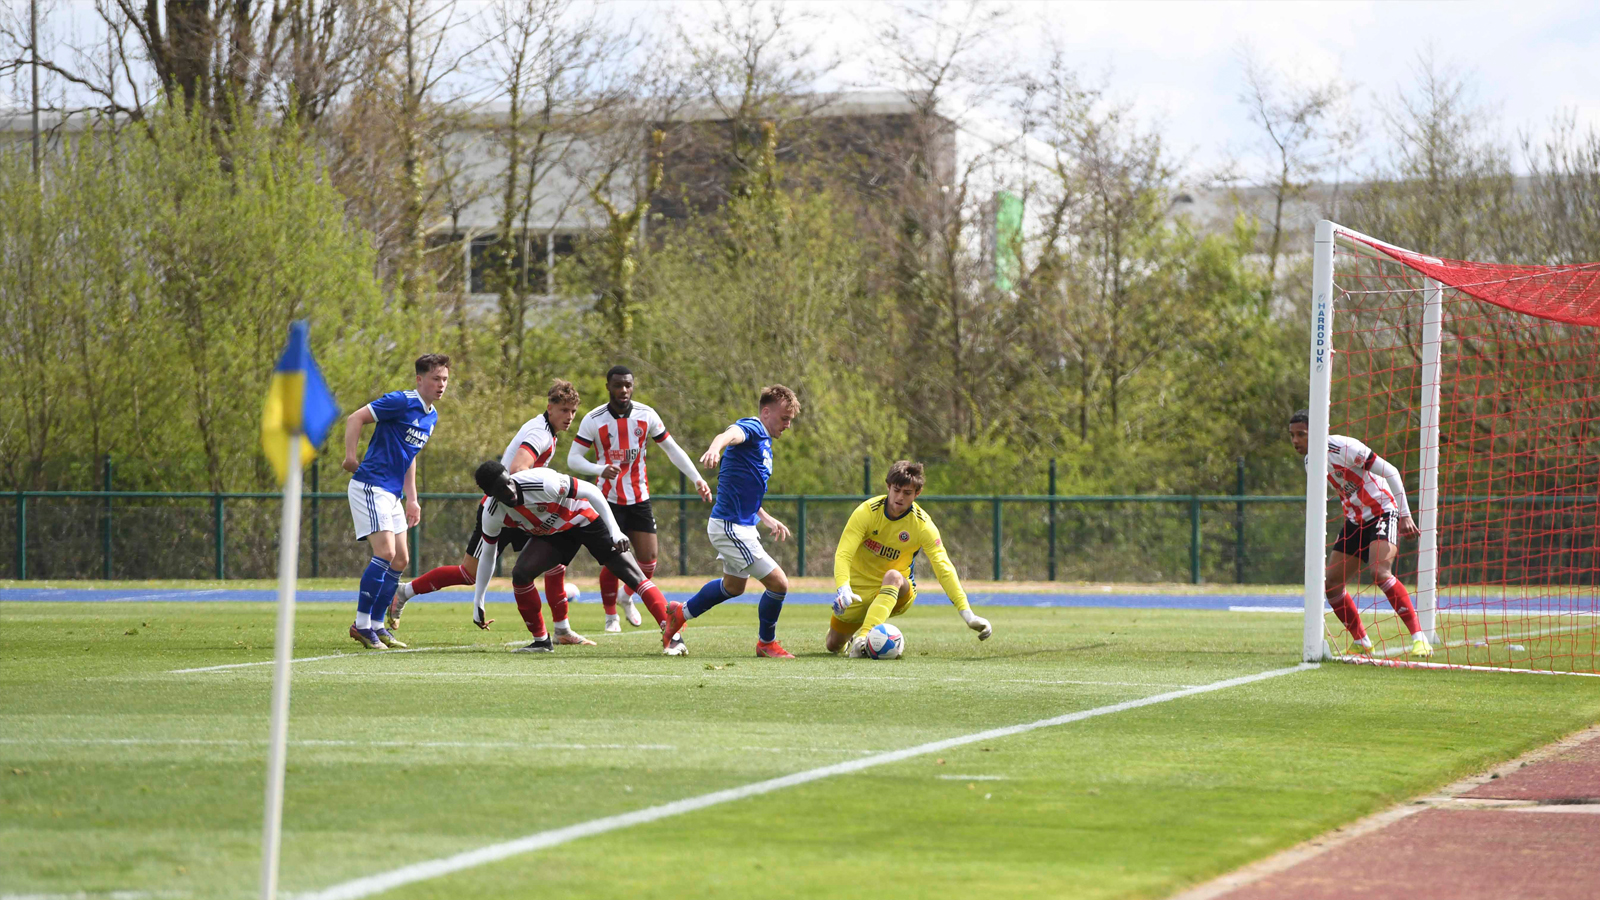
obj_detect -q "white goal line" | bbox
[297,662,1317,900]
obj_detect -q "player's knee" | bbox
[609,557,644,587]
[721,576,747,597]
[882,569,907,589]
[762,569,789,594]
[511,560,540,586]
[824,629,847,653]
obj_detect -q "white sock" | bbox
[605,614,619,624]
[553,619,570,633]
[397,583,414,603]
[355,611,372,629]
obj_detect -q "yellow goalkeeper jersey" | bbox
[833,496,970,612]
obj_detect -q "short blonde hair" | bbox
[759,384,799,411]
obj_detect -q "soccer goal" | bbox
[1302,220,1600,674]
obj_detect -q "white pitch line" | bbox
[99,589,228,602]
[1362,620,1600,660]
[0,738,676,751]
[1332,655,1600,677]
[0,893,185,900]
[295,670,1182,688]
[168,644,477,673]
[300,662,1317,900]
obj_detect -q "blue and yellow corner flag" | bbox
[261,320,340,485]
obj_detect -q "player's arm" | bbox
[566,437,606,478]
[341,405,376,473]
[1366,453,1418,537]
[699,424,745,470]
[657,434,712,502]
[572,478,629,549]
[757,506,790,541]
[508,445,537,475]
[403,454,422,525]
[920,518,991,640]
[830,504,872,613]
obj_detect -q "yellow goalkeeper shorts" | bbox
[828,579,916,634]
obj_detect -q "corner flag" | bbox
[259,321,338,899]
[261,320,339,483]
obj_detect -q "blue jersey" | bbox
[710,417,772,526]
[352,390,437,495]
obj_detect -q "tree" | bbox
[1235,45,1356,282]
[481,0,632,379]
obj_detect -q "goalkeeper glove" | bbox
[832,586,860,616]
[961,609,992,641]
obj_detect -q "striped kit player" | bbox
[390,380,584,636]
[468,462,676,654]
[568,366,711,634]
[1289,410,1431,658]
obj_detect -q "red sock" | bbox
[411,564,470,595]
[623,561,656,598]
[544,565,568,621]
[1327,587,1367,640]
[513,582,546,637]
[1378,575,1421,636]
[599,568,619,615]
[635,579,668,625]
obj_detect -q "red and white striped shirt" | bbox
[573,402,669,505]
[478,468,598,540]
[500,413,557,470]
[1316,435,1400,523]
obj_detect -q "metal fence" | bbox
[0,481,1308,584]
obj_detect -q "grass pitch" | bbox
[3,597,1599,899]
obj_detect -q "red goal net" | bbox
[1309,224,1600,674]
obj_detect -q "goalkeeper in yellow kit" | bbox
[825,460,993,657]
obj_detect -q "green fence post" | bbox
[678,472,688,576]
[862,457,871,496]
[310,461,320,579]
[992,496,1003,581]
[213,493,226,580]
[1189,495,1201,585]
[1234,457,1246,584]
[796,496,807,577]
[102,455,113,579]
[15,492,25,580]
[1047,459,1058,581]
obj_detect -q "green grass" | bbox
[2,600,1598,900]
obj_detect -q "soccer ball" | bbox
[565,583,582,603]
[865,623,904,659]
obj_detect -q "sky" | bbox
[616,0,1600,179]
[26,0,1600,180]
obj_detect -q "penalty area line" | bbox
[299,662,1318,900]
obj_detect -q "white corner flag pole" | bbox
[261,437,303,900]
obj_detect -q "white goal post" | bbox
[1303,220,1446,662]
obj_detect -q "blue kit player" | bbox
[342,354,450,649]
[663,385,800,659]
